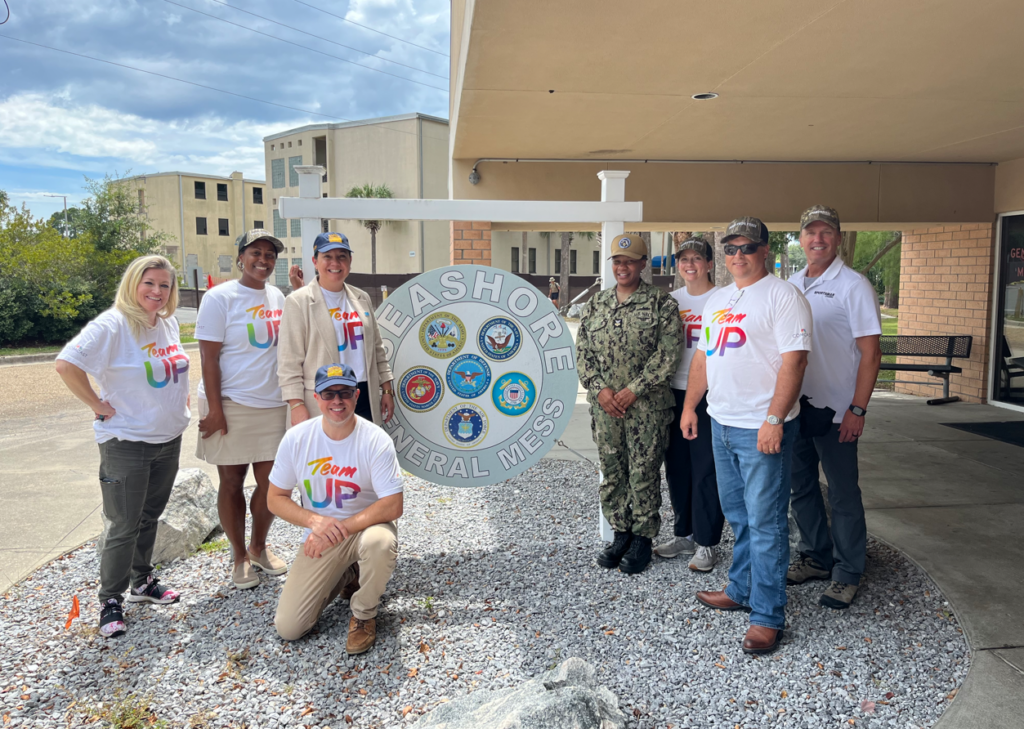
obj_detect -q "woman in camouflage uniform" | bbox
[576,234,682,574]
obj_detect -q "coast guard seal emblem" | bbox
[492,372,536,416]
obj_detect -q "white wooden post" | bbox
[596,170,629,542]
[294,165,324,284]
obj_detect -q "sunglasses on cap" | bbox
[723,241,767,256]
[319,387,357,401]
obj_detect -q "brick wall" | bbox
[897,223,995,402]
[450,221,491,265]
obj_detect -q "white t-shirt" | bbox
[790,257,882,423]
[195,280,285,409]
[670,286,719,390]
[57,309,191,444]
[321,287,367,383]
[698,274,813,429]
[269,416,403,541]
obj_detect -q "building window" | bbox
[322,219,330,233]
[270,144,275,151]
[297,139,302,146]
[274,259,289,287]
[217,183,228,202]
[554,255,560,275]
[218,218,229,236]
[137,188,145,213]
[254,220,264,229]
[570,249,577,274]
[271,159,285,189]
[196,217,208,235]
[194,181,206,200]
[593,250,600,274]
[218,255,232,273]
[288,141,292,148]
[290,218,301,238]
[511,246,520,273]
[253,187,263,205]
[288,155,303,187]
[528,247,537,274]
[273,210,286,238]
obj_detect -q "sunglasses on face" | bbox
[723,242,767,256]
[319,388,356,401]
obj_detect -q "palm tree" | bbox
[345,183,394,274]
[558,231,595,310]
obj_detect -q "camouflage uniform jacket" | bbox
[576,282,682,411]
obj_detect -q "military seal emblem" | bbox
[491,372,536,416]
[419,311,465,358]
[444,403,488,448]
[399,367,443,412]
[478,317,521,361]
[445,354,491,399]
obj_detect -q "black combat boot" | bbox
[619,535,652,574]
[596,531,633,569]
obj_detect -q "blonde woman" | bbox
[56,256,190,639]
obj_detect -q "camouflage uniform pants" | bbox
[591,400,673,538]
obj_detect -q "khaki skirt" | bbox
[195,398,287,466]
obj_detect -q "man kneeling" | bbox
[268,363,403,654]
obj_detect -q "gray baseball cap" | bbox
[722,217,769,246]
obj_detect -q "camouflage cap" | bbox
[676,237,713,260]
[609,233,648,260]
[800,205,841,232]
[722,217,769,246]
[236,228,284,254]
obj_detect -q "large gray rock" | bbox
[416,658,625,729]
[96,468,220,564]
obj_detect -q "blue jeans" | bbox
[711,417,798,630]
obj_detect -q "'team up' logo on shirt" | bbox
[141,342,189,388]
[704,308,748,357]
[302,457,360,508]
[328,309,364,352]
[245,305,282,349]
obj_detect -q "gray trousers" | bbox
[789,424,866,585]
[97,436,181,603]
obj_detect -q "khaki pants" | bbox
[274,521,398,641]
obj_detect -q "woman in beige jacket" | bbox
[278,232,395,427]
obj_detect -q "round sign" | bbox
[375,265,578,487]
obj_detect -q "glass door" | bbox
[995,215,1024,405]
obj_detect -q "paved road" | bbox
[0,352,219,593]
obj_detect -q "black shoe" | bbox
[99,599,126,638]
[596,531,633,569]
[619,535,652,574]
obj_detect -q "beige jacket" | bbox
[278,279,393,424]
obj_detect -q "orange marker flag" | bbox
[65,595,80,630]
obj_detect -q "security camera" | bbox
[468,170,481,185]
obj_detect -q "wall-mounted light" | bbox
[692,92,719,101]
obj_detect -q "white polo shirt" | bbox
[790,256,882,424]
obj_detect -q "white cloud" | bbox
[0,91,302,178]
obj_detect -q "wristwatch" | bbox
[849,404,867,417]
[766,414,781,425]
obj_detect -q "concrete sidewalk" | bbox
[553,393,1024,729]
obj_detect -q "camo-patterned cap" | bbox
[236,228,285,253]
[676,237,713,260]
[722,217,769,246]
[608,233,648,260]
[800,205,841,232]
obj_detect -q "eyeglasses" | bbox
[723,242,766,256]
[319,388,356,401]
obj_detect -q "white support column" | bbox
[596,170,629,543]
[598,170,630,291]
[294,165,324,283]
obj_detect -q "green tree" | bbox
[47,206,87,239]
[344,183,394,274]
[80,172,168,254]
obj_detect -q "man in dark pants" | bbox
[787,206,882,609]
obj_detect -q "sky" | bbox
[0,0,450,220]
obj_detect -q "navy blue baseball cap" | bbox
[313,231,351,256]
[314,363,358,394]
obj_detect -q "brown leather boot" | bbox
[346,616,376,655]
[696,590,751,612]
[742,625,782,655]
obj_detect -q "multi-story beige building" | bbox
[127,171,267,283]
[263,113,449,276]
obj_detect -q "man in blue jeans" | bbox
[680,217,813,655]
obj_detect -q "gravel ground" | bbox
[0,460,968,728]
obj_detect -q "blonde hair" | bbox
[114,255,179,340]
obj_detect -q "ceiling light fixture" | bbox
[692,92,719,101]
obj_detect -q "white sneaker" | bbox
[653,536,696,559]
[688,545,717,572]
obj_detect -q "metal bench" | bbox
[878,335,973,405]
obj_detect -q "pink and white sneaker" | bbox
[99,599,126,638]
[126,576,180,604]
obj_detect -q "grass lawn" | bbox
[1,322,196,358]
